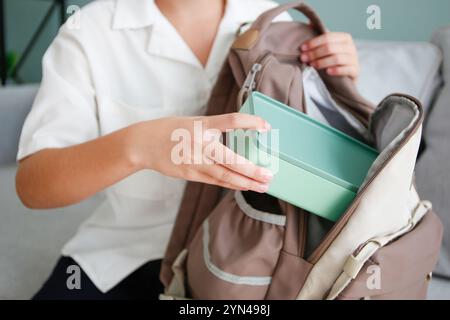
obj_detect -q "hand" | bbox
[300,32,360,81]
[128,113,274,193]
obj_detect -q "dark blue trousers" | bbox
[33,257,164,300]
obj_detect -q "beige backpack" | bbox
[159,1,443,300]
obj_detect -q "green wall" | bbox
[277,0,450,42]
[4,0,450,83]
[5,0,89,83]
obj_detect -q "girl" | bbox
[16,0,360,299]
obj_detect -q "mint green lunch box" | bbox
[232,92,379,222]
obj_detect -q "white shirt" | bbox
[17,0,290,293]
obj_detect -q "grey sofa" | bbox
[0,85,101,299]
[1,33,450,299]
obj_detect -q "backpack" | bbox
[159,1,443,300]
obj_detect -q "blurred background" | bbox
[1,0,450,300]
[2,0,450,84]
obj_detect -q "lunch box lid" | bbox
[242,92,379,192]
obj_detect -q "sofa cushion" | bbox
[0,85,39,165]
[0,164,99,299]
[416,26,450,278]
[356,40,442,111]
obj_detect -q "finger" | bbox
[300,43,354,62]
[327,65,359,80]
[204,113,271,132]
[309,54,354,70]
[184,168,249,191]
[201,164,270,193]
[205,141,273,183]
[301,32,352,51]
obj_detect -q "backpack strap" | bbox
[233,1,326,51]
[252,1,327,35]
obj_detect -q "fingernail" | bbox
[256,184,269,193]
[256,122,272,133]
[260,169,273,181]
[258,122,271,132]
[301,54,309,62]
[301,44,308,51]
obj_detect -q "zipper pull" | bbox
[237,63,262,108]
[242,63,262,92]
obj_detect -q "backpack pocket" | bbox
[336,211,443,300]
[186,191,286,299]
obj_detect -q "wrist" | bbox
[121,123,147,171]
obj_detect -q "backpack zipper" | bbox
[307,94,424,264]
[240,53,303,107]
[238,63,262,108]
[237,53,272,107]
[242,63,263,93]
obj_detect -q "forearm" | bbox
[16,113,274,209]
[16,126,142,209]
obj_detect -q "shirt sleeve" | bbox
[17,23,99,161]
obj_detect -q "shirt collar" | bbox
[112,0,253,30]
[112,0,254,71]
[112,0,157,29]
